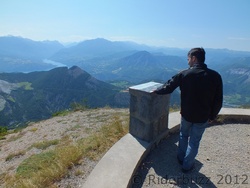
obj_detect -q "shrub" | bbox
[0,126,8,140]
[0,126,7,135]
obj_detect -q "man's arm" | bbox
[154,74,180,95]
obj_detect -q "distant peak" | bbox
[135,50,151,55]
[130,51,153,58]
[93,38,109,41]
[81,38,112,45]
[69,66,89,78]
[69,65,81,70]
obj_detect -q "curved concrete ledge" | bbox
[83,134,149,188]
[219,107,250,116]
[82,108,250,188]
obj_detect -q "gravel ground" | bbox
[131,123,250,188]
[0,108,129,188]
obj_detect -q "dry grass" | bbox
[4,115,129,188]
[29,139,59,150]
[5,150,26,162]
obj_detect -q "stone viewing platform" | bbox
[83,82,250,188]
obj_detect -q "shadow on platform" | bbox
[130,132,217,188]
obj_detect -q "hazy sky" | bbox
[1,0,250,51]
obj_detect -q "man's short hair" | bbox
[188,48,206,63]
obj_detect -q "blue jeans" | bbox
[177,117,208,170]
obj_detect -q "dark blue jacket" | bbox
[155,63,223,123]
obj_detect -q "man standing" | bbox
[154,47,223,173]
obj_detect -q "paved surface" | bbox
[130,108,250,188]
[131,123,250,188]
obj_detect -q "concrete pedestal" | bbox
[129,82,170,142]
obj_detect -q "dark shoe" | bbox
[177,157,183,165]
[182,165,195,173]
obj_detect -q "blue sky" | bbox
[1,0,250,51]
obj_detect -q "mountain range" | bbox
[0,65,128,127]
[1,36,250,127]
